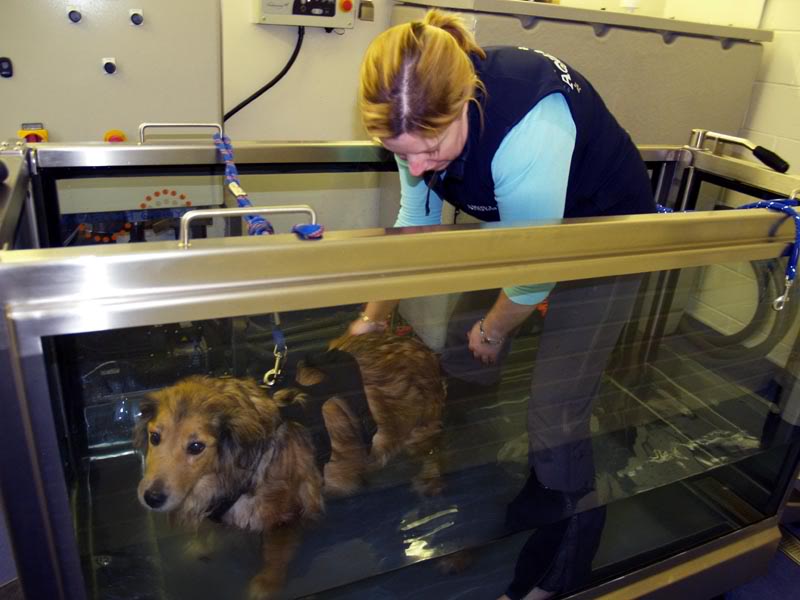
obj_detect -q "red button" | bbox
[341,0,353,11]
[107,135,125,143]
[24,133,43,143]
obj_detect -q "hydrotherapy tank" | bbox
[1,135,800,599]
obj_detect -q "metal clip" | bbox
[263,345,287,387]
[228,181,247,198]
[773,277,793,312]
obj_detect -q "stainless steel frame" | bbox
[0,150,28,250]
[399,0,773,43]
[2,140,800,600]
[568,519,781,600]
[30,140,391,170]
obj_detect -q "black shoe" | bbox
[504,519,570,599]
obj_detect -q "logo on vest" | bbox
[518,46,582,93]
[466,205,497,212]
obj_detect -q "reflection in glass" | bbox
[51,260,800,599]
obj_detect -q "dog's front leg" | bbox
[184,521,217,561]
[248,524,303,600]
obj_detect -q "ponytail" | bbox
[422,9,485,60]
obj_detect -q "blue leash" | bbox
[213,133,324,386]
[658,199,800,311]
[214,133,275,235]
[212,133,324,240]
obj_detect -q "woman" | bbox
[352,9,655,599]
[351,9,654,353]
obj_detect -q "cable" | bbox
[224,26,305,122]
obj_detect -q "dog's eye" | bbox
[187,441,206,455]
[149,431,161,446]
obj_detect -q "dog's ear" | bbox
[215,408,270,470]
[133,393,158,451]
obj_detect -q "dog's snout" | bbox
[143,487,168,509]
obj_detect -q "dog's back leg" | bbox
[405,421,444,497]
[249,523,303,600]
[322,397,368,497]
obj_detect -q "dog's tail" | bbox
[272,387,310,407]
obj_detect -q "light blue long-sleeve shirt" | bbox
[394,92,577,305]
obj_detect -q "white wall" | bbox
[221,0,776,142]
[662,0,766,28]
[222,0,393,141]
[744,0,800,175]
[687,0,800,367]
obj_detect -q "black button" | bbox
[131,12,144,26]
[68,10,82,23]
[103,61,117,74]
[0,57,12,78]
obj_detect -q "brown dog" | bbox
[134,332,444,599]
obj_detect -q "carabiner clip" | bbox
[263,345,287,387]
[773,277,793,312]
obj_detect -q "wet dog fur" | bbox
[134,332,444,599]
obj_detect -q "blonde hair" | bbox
[358,10,486,140]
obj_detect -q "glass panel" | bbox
[49,258,800,600]
[53,171,388,248]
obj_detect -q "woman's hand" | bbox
[347,301,398,336]
[347,313,388,336]
[467,319,504,365]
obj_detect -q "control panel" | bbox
[252,0,357,29]
[0,1,221,142]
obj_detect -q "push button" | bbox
[0,57,12,78]
[104,130,127,142]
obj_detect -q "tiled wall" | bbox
[688,0,800,367]
[744,0,800,172]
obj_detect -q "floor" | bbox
[3,526,799,600]
[727,522,800,600]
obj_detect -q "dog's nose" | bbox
[143,488,168,509]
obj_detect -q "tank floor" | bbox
[75,319,799,599]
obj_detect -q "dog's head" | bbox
[134,375,280,513]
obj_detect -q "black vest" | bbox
[424,47,655,221]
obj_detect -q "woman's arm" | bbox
[467,93,577,361]
[494,92,576,307]
[349,156,444,335]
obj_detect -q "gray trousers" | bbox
[441,275,642,493]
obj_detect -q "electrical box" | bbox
[252,0,358,29]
